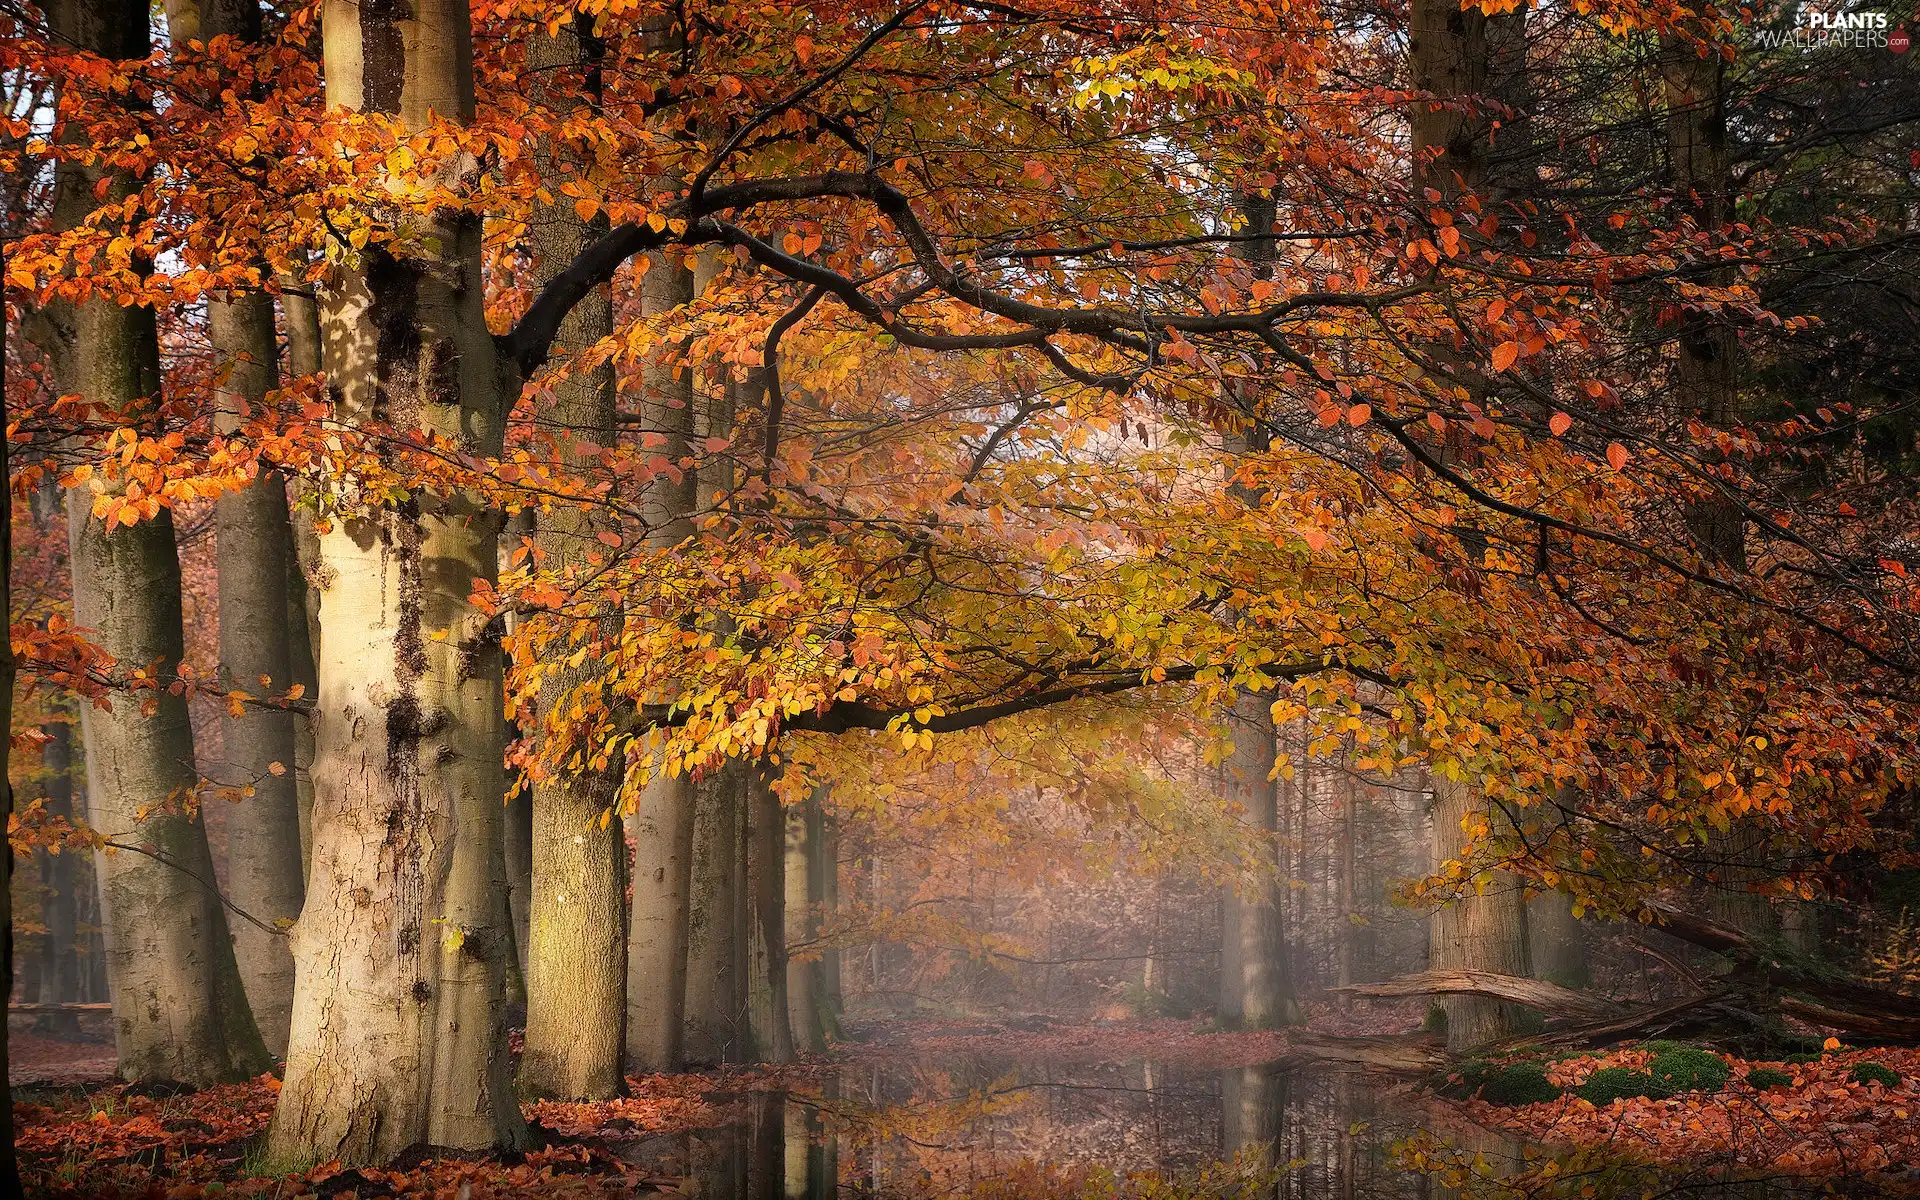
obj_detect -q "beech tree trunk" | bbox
[34,709,81,1038]
[747,762,794,1063]
[1428,775,1531,1050]
[279,285,323,881]
[819,812,843,1032]
[623,242,703,1074]
[1220,692,1300,1028]
[685,760,751,1064]
[2,230,26,1200]
[1214,192,1301,1031]
[45,0,270,1086]
[786,785,828,1053]
[210,285,306,1057]
[1527,889,1589,990]
[516,15,628,1100]
[266,0,528,1161]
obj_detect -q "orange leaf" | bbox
[1606,442,1629,471]
[1549,411,1572,437]
[1490,342,1520,372]
[1346,403,1371,426]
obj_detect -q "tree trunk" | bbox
[503,784,532,1003]
[786,786,827,1053]
[1427,776,1531,1050]
[1222,691,1300,1028]
[2,233,27,1200]
[627,766,697,1072]
[1336,770,1356,1007]
[819,812,843,1035]
[266,0,528,1161]
[1527,889,1589,990]
[684,760,750,1064]
[623,235,704,1073]
[279,289,323,883]
[514,17,629,1101]
[45,0,270,1084]
[34,711,81,1038]
[748,762,794,1064]
[210,286,306,1057]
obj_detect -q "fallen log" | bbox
[1333,970,1620,1021]
[1351,901,1920,1053]
[1286,1031,1449,1073]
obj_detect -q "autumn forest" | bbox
[0,0,1917,1192]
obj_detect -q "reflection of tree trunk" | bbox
[1220,1065,1286,1167]
[747,1089,785,1200]
[783,1087,832,1199]
[1428,777,1531,1050]
[690,1115,746,1199]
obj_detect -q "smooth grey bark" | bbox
[623,238,705,1073]
[1407,0,1535,1054]
[785,785,828,1053]
[1215,193,1300,1031]
[33,709,82,1038]
[684,760,750,1064]
[210,284,306,1057]
[747,762,794,1063]
[265,0,528,1161]
[277,289,322,882]
[516,17,628,1101]
[503,784,532,1000]
[1428,775,1531,1050]
[44,0,270,1086]
[3,221,25,1200]
[1527,889,1590,990]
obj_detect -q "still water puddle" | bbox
[662,1056,1894,1198]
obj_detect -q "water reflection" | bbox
[670,1059,1888,1199]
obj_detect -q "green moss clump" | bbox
[1575,1067,1673,1106]
[1649,1047,1730,1094]
[1850,1062,1901,1088]
[1783,1052,1821,1065]
[1744,1067,1793,1090]
[1423,1005,1449,1036]
[1434,1059,1494,1100]
[1478,1063,1562,1106]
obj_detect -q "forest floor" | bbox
[1444,1043,1920,1185]
[10,1011,1920,1196]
